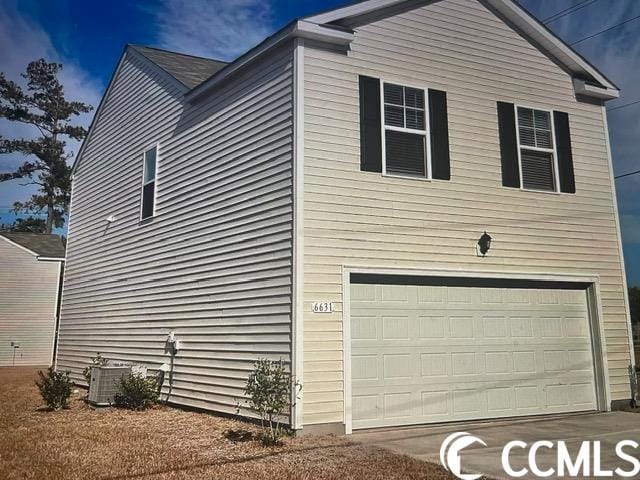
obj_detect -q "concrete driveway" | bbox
[355,412,640,479]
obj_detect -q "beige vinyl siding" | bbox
[57,45,294,416]
[0,239,60,366]
[302,0,630,425]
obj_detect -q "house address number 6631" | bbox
[311,302,334,313]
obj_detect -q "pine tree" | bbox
[0,59,92,233]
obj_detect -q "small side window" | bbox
[141,146,157,220]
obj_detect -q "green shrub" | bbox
[82,352,109,385]
[113,373,159,410]
[241,359,301,446]
[35,367,73,410]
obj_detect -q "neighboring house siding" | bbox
[0,240,59,366]
[302,0,630,425]
[57,45,294,416]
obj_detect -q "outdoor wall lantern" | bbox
[477,231,492,257]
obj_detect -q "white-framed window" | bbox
[140,145,158,220]
[515,106,560,192]
[381,82,430,179]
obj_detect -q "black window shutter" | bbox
[428,89,450,180]
[553,111,576,193]
[359,75,382,173]
[497,101,520,188]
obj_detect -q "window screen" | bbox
[385,130,426,176]
[383,83,427,178]
[517,107,556,191]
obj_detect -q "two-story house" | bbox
[57,0,634,435]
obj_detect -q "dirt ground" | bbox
[0,367,458,480]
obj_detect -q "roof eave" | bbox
[71,46,129,177]
[304,0,409,24]
[483,0,619,94]
[73,45,192,177]
[573,79,620,100]
[186,20,354,102]
[37,256,66,262]
[0,235,39,257]
[305,0,620,100]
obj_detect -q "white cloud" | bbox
[147,0,275,61]
[0,1,102,213]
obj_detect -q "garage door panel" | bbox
[352,286,588,307]
[352,315,590,345]
[352,353,596,387]
[353,382,596,426]
[351,284,598,429]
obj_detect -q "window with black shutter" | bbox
[141,145,158,220]
[516,107,558,192]
[359,77,450,181]
[382,83,429,178]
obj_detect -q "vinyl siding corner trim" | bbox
[292,37,305,430]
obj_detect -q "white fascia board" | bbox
[305,0,407,24]
[37,256,65,262]
[73,47,189,175]
[484,0,619,94]
[187,20,353,102]
[295,21,354,44]
[307,0,619,100]
[573,79,620,100]
[72,48,128,176]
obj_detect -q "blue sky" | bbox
[0,0,638,285]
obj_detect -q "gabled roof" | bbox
[73,45,228,174]
[187,20,354,101]
[189,0,618,100]
[75,0,620,174]
[303,0,618,97]
[130,45,228,89]
[0,233,66,260]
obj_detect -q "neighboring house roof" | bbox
[129,45,228,89]
[0,233,66,260]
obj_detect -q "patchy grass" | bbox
[0,367,458,479]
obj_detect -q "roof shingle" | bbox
[130,45,228,89]
[0,233,66,259]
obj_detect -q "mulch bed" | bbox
[0,367,458,479]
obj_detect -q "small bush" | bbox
[82,352,109,385]
[36,367,73,410]
[113,373,159,410]
[241,359,301,446]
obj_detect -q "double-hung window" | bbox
[382,83,429,178]
[516,107,558,192]
[141,145,157,220]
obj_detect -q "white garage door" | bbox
[350,283,598,430]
